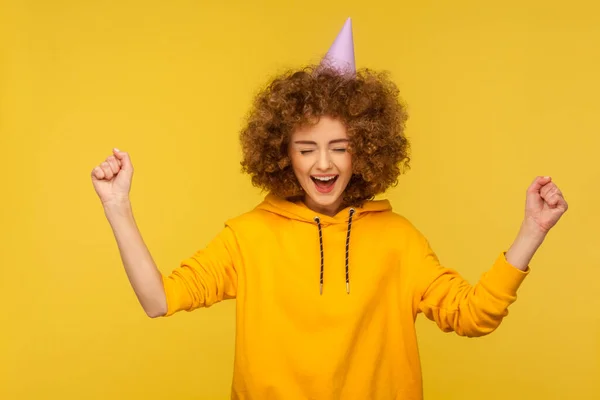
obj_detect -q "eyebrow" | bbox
[293,139,349,145]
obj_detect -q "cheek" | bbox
[341,154,352,175]
[290,154,308,176]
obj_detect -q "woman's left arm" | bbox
[414,176,568,337]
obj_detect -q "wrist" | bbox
[103,198,133,218]
[519,218,548,244]
[505,220,547,271]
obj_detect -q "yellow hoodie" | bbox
[161,193,529,399]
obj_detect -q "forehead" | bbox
[291,116,348,142]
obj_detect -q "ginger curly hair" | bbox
[239,65,410,207]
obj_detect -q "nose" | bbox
[316,150,332,171]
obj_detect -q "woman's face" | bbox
[288,116,352,216]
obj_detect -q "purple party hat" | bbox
[321,17,356,74]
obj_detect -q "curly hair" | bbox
[239,64,410,207]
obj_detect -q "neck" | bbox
[303,195,344,217]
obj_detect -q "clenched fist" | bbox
[524,176,568,234]
[91,148,134,206]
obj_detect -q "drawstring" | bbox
[345,208,355,294]
[314,216,325,295]
[314,208,356,295]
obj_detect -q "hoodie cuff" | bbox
[483,252,530,296]
[160,274,177,317]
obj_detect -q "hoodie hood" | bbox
[255,193,393,295]
[256,193,392,226]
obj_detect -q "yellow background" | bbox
[1,0,599,399]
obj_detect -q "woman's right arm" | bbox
[92,149,167,318]
[103,200,167,318]
[92,149,238,318]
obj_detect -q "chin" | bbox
[310,193,341,206]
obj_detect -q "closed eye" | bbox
[333,148,347,153]
[300,150,314,155]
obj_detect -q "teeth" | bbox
[313,176,336,182]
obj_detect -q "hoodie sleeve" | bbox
[160,226,239,316]
[413,234,529,337]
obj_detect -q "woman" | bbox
[91,19,568,400]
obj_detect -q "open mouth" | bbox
[311,175,338,193]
